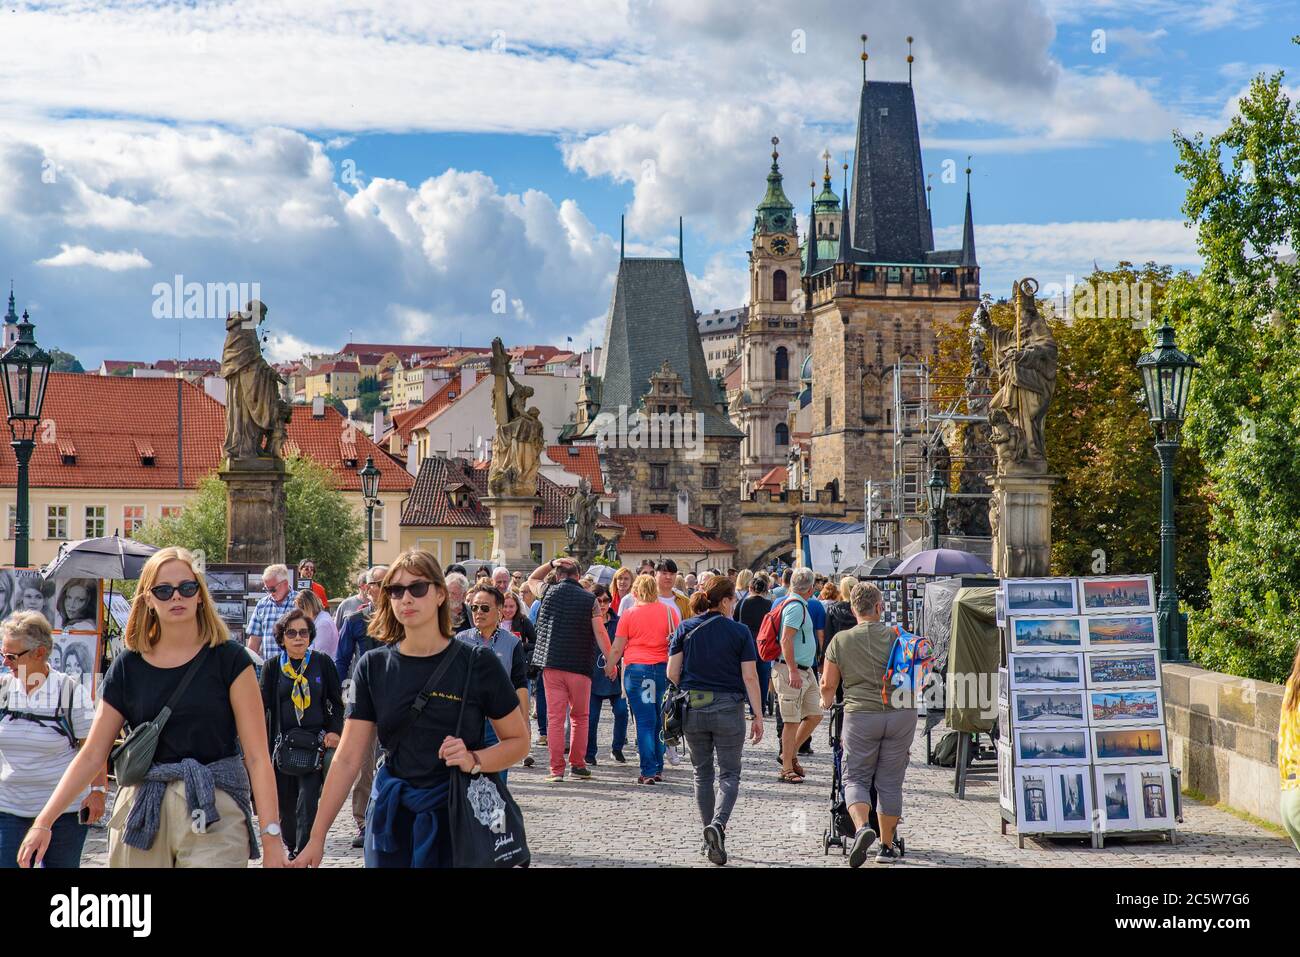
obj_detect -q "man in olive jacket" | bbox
[528,557,616,782]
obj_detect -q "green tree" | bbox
[358,375,380,394]
[48,348,84,373]
[1168,49,1300,682]
[135,457,365,598]
[1046,263,1212,607]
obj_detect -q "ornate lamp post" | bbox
[1137,324,1198,663]
[1,310,52,568]
[564,511,577,557]
[358,455,381,568]
[831,543,842,576]
[926,468,947,552]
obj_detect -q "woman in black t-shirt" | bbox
[260,609,344,857]
[19,547,286,868]
[735,574,774,717]
[292,549,528,869]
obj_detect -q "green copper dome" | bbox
[754,138,794,236]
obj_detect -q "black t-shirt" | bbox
[347,641,518,788]
[260,652,345,738]
[101,641,253,766]
[736,594,773,640]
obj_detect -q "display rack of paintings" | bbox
[1,567,106,696]
[997,573,1177,848]
[204,562,290,646]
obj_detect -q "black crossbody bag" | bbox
[270,657,325,777]
[662,617,712,746]
[447,643,530,868]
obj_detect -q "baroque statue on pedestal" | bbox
[488,337,544,497]
[221,300,292,461]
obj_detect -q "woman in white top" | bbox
[295,589,338,658]
[0,611,104,868]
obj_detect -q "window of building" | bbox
[824,395,832,429]
[703,466,719,489]
[702,505,719,529]
[530,542,544,564]
[774,346,789,381]
[940,268,955,283]
[886,266,901,283]
[776,423,790,446]
[123,506,145,538]
[455,540,472,562]
[913,267,928,283]
[47,505,68,540]
[85,505,106,538]
[160,506,182,521]
[649,504,669,515]
[370,503,386,541]
[772,269,787,301]
[650,464,668,489]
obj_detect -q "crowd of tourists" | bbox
[1,547,976,869]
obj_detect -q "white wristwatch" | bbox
[261,822,282,838]
[89,785,108,794]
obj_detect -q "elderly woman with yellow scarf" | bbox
[260,610,345,858]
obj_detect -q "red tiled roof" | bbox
[154,359,220,373]
[610,514,737,554]
[756,466,787,492]
[0,373,224,488]
[402,456,618,530]
[340,343,450,361]
[286,406,413,492]
[545,444,604,494]
[384,372,484,447]
[310,360,359,375]
[99,360,152,374]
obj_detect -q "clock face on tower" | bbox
[771,237,789,255]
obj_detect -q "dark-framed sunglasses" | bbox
[384,580,433,600]
[0,648,33,663]
[468,602,496,614]
[150,580,201,601]
[282,627,311,639]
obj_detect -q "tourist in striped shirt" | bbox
[247,564,296,660]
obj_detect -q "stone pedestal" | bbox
[219,457,286,565]
[484,495,543,571]
[990,472,1058,578]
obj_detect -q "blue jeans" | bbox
[532,676,548,733]
[586,694,628,763]
[754,659,773,715]
[483,718,507,786]
[624,662,667,777]
[0,810,87,868]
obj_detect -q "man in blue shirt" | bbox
[456,583,529,784]
[774,568,821,783]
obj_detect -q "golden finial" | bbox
[907,36,914,85]
[860,34,868,82]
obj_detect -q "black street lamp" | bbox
[926,468,947,552]
[358,455,381,568]
[831,543,842,575]
[1,310,52,568]
[564,511,577,556]
[1137,323,1198,663]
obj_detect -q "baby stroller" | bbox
[823,703,904,858]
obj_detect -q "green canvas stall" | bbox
[944,586,1000,733]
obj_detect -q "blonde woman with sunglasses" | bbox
[19,547,285,868]
[292,550,528,868]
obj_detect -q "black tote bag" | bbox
[446,643,530,868]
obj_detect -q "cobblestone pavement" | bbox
[81,715,1297,867]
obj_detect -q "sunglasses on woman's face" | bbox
[384,580,433,600]
[283,627,311,639]
[150,580,201,601]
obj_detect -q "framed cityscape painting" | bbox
[1083,614,1158,652]
[998,667,1009,704]
[1089,688,1164,728]
[1051,765,1095,833]
[998,744,1015,814]
[1014,768,1054,834]
[1132,764,1175,829]
[1078,575,1155,615]
[1003,578,1078,617]
[1086,651,1161,690]
[995,588,1006,628]
[1015,727,1091,765]
[1009,652,1085,691]
[1091,725,1168,765]
[1095,766,1136,830]
[1013,690,1088,727]
[1009,616,1085,654]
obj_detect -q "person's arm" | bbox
[526,560,553,584]
[608,610,630,666]
[819,660,841,709]
[443,707,529,774]
[741,661,763,743]
[290,718,377,868]
[667,651,684,686]
[246,605,264,656]
[780,615,799,688]
[230,667,286,867]
[322,657,345,742]
[19,700,126,866]
[334,617,355,680]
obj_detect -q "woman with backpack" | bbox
[260,609,344,858]
[0,612,102,868]
[734,574,773,718]
[819,582,917,867]
[667,579,763,866]
[608,574,680,784]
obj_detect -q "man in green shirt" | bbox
[774,567,821,782]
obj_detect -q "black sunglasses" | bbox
[283,627,311,638]
[384,580,433,600]
[468,602,496,614]
[1,648,33,663]
[150,580,201,601]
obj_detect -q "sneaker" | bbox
[351,829,365,849]
[546,772,565,784]
[586,755,598,766]
[703,824,727,866]
[848,826,878,869]
[537,736,548,747]
[570,766,593,780]
[666,745,681,766]
[637,775,656,785]
[610,749,626,764]
[522,755,535,768]
[798,742,814,755]
[875,842,900,864]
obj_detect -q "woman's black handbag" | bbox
[446,642,530,868]
[270,671,325,776]
[661,617,710,747]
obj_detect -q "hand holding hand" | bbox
[323,732,341,749]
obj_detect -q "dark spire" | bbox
[4,281,15,324]
[806,179,819,275]
[960,159,977,268]
[620,215,625,261]
[835,187,853,266]
[679,216,683,261]
[860,34,868,84]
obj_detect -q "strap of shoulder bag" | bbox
[153,645,211,727]
[387,639,463,752]
[452,641,477,741]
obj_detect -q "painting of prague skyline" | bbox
[1087,652,1161,688]
[1093,726,1168,764]
[1010,617,1085,653]
[1004,578,1078,616]
[1010,653,1085,690]
[1085,614,1158,651]
[1090,690,1163,726]
[1080,575,1156,615]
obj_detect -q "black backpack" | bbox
[0,672,81,750]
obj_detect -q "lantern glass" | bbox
[927,471,947,513]
[359,456,381,503]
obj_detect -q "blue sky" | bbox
[0,0,1294,367]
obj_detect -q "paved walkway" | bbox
[81,716,1296,867]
